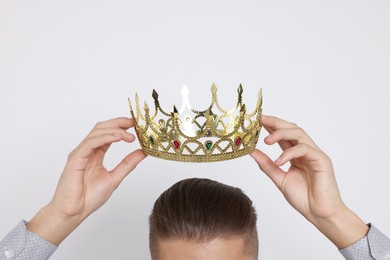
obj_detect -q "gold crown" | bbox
[128,84,262,163]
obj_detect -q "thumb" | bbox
[110,149,147,189]
[250,149,286,191]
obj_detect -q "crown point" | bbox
[128,97,133,109]
[144,101,150,111]
[173,105,178,114]
[205,107,214,117]
[238,84,243,95]
[152,89,159,100]
[211,83,217,94]
[257,88,263,107]
[181,85,189,96]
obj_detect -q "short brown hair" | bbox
[149,178,258,258]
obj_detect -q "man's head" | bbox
[149,178,258,260]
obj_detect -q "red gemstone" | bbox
[235,137,242,146]
[173,140,181,149]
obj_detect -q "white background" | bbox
[0,1,389,259]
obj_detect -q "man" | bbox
[1,115,389,259]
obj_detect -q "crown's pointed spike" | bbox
[181,85,189,96]
[205,110,211,122]
[152,89,159,101]
[179,85,192,112]
[134,93,141,113]
[208,107,214,115]
[144,101,150,112]
[211,83,217,94]
[257,88,263,107]
[173,105,178,114]
[237,84,243,95]
[128,97,133,110]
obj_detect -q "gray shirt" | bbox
[1,221,389,259]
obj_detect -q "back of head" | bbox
[149,178,258,259]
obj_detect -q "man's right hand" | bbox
[27,117,147,246]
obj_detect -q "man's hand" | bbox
[251,115,368,249]
[27,117,147,245]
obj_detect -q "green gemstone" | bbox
[149,136,154,145]
[205,141,213,150]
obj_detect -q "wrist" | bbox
[27,203,84,246]
[310,206,369,249]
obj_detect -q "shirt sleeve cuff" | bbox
[0,220,57,260]
[339,224,390,260]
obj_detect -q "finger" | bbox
[263,125,294,150]
[263,125,273,134]
[262,115,298,131]
[94,143,111,159]
[93,117,134,131]
[250,149,286,191]
[88,128,136,161]
[262,115,298,150]
[94,133,138,162]
[110,149,147,189]
[89,128,135,142]
[265,127,318,149]
[274,143,324,166]
[72,133,125,159]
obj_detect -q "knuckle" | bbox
[297,142,309,150]
[295,126,305,133]
[268,132,277,140]
[82,136,98,147]
[322,153,332,163]
[84,136,93,143]
[67,150,76,161]
[123,156,135,168]
[318,154,333,168]
[295,127,307,138]
[94,121,104,128]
